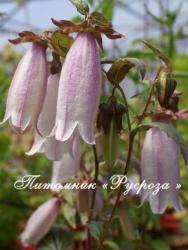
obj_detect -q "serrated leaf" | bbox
[107,58,135,85]
[104,240,120,250]
[136,122,188,165]
[69,0,89,15]
[126,57,146,80]
[51,31,73,57]
[89,220,103,240]
[142,40,170,67]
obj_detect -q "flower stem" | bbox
[98,85,134,250]
[88,144,99,249]
[137,66,162,125]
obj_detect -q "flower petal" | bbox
[37,73,60,136]
[51,136,80,189]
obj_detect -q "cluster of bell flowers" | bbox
[2,32,101,159]
[1,32,101,247]
[1,29,184,246]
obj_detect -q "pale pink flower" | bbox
[1,42,48,132]
[52,32,101,144]
[141,127,183,214]
[20,197,61,246]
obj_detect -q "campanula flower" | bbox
[1,42,48,132]
[52,32,101,144]
[141,127,183,214]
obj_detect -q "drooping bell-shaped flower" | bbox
[1,42,48,132]
[51,136,80,191]
[20,197,61,246]
[27,74,72,161]
[51,32,101,144]
[141,127,183,214]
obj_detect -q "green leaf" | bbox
[135,122,188,165]
[69,0,89,15]
[107,58,135,85]
[103,240,120,250]
[142,40,170,67]
[89,221,103,240]
[51,31,73,57]
[126,57,146,80]
[90,11,111,27]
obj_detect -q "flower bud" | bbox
[1,42,48,132]
[141,125,183,214]
[97,97,126,167]
[20,197,61,246]
[156,71,177,108]
[51,32,101,144]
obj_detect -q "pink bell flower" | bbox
[1,42,48,132]
[141,127,183,214]
[52,32,101,144]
